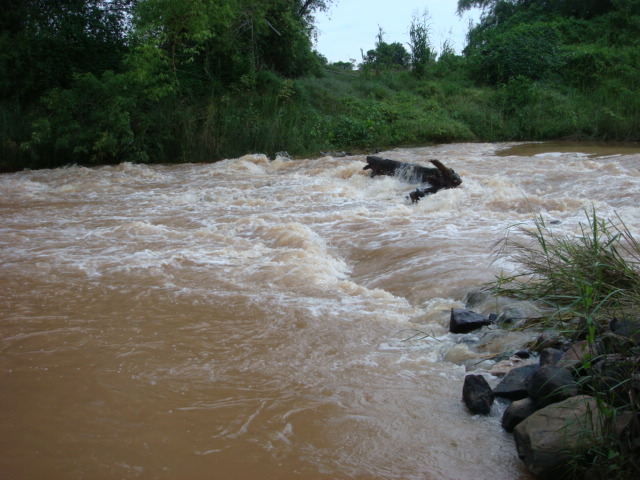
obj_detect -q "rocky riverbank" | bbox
[452,298,640,479]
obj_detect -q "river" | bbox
[1,142,639,479]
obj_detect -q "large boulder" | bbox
[528,365,579,408]
[462,374,494,415]
[449,308,492,334]
[514,396,605,479]
[493,364,539,400]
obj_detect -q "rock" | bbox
[599,332,638,353]
[499,303,543,324]
[514,396,605,479]
[463,291,542,323]
[539,348,564,366]
[588,354,638,407]
[493,364,539,400]
[614,410,637,441]
[609,318,640,345]
[462,374,494,415]
[570,316,606,341]
[464,289,492,309]
[489,356,531,377]
[489,360,516,377]
[610,317,640,345]
[529,333,570,352]
[528,365,579,408]
[320,151,352,157]
[449,308,493,334]
[556,340,599,371]
[502,397,537,433]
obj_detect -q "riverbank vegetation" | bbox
[491,209,640,478]
[1,0,639,172]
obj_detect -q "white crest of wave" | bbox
[0,177,51,198]
[245,221,351,289]
[216,154,293,176]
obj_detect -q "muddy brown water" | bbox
[2,142,639,479]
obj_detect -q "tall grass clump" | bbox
[492,208,640,320]
[491,208,640,479]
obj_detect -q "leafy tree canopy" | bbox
[461,0,640,84]
[361,26,410,70]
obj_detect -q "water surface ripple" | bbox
[2,143,639,479]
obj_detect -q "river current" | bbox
[1,142,639,479]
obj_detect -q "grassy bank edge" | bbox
[2,68,639,173]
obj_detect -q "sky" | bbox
[313,0,482,64]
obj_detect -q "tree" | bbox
[468,21,561,84]
[0,0,134,101]
[408,10,435,78]
[361,26,410,71]
[128,0,332,91]
[457,0,498,15]
[457,0,617,18]
[329,60,355,71]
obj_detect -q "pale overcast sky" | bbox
[314,1,482,64]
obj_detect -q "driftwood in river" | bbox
[363,156,462,202]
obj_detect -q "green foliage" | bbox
[0,0,130,100]
[560,45,640,90]
[361,27,411,72]
[1,0,639,171]
[458,0,620,18]
[468,22,562,84]
[329,60,356,71]
[491,209,640,317]
[463,0,640,87]
[26,71,150,164]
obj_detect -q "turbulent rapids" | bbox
[1,143,639,480]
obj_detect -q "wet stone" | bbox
[462,374,495,415]
[493,364,539,400]
[528,365,579,408]
[539,348,564,366]
[502,397,537,433]
[556,340,599,371]
[449,308,493,334]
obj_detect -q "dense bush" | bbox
[468,22,563,84]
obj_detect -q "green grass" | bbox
[491,208,640,320]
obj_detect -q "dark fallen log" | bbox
[363,156,462,202]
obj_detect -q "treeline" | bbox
[1,0,334,170]
[1,0,639,171]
